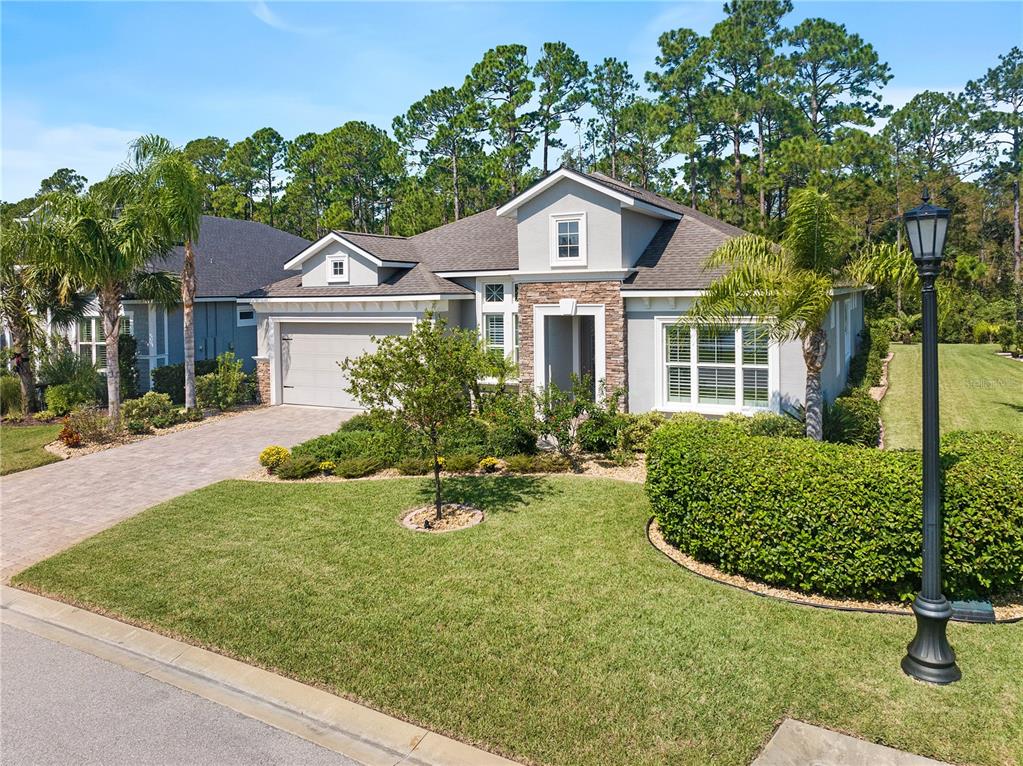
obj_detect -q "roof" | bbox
[153,215,308,298]
[246,261,471,299]
[409,208,518,272]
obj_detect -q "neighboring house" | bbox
[68,216,309,390]
[247,168,866,413]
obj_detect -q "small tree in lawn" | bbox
[341,313,479,520]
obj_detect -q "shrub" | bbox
[482,395,539,456]
[125,418,151,435]
[150,410,184,429]
[45,382,95,416]
[58,419,82,447]
[620,412,667,452]
[33,410,57,422]
[275,454,321,480]
[478,456,502,473]
[973,320,1001,345]
[293,428,407,467]
[396,457,432,475]
[335,457,383,479]
[121,391,175,425]
[647,419,1023,601]
[444,453,479,473]
[503,454,535,473]
[721,412,804,439]
[577,410,626,454]
[439,416,489,456]
[38,340,102,394]
[338,411,394,432]
[0,375,23,417]
[151,360,219,404]
[824,390,881,447]
[998,324,1015,353]
[259,445,290,472]
[195,352,252,411]
[847,321,891,391]
[182,407,204,422]
[319,460,336,475]
[65,408,117,444]
[532,452,572,473]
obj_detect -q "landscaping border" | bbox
[647,517,1022,624]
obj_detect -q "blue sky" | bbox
[2,1,1020,201]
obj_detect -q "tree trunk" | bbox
[542,129,550,175]
[732,122,743,217]
[757,113,766,225]
[802,326,828,441]
[1013,175,1021,330]
[10,324,36,413]
[690,154,697,209]
[182,239,198,410]
[433,452,443,520]
[452,149,461,222]
[99,286,122,425]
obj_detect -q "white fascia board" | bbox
[282,232,416,270]
[622,289,706,298]
[435,268,634,281]
[248,293,473,307]
[631,199,682,220]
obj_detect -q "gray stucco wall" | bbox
[516,178,622,272]
[300,241,380,287]
[620,209,663,268]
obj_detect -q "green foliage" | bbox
[0,376,23,417]
[531,375,592,457]
[64,408,117,444]
[396,457,432,475]
[504,452,572,473]
[824,390,882,447]
[478,456,502,473]
[847,321,891,390]
[503,454,535,474]
[45,383,94,416]
[720,412,805,439]
[195,352,252,411]
[998,324,1015,353]
[121,391,176,426]
[259,445,290,472]
[334,457,383,479]
[117,334,140,400]
[152,360,219,404]
[37,342,102,400]
[150,410,184,429]
[480,394,539,456]
[293,429,405,467]
[318,461,336,475]
[647,418,1023,600]
[444,453,480,473]
[619,412,668,453]
[439,416,489,456]
[275,454,321,481]
[125,418,151,435]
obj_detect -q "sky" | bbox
[2,1,1021,201]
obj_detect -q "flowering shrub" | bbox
[319,460,336,475]
[478,456,501,473]
[259,445,290,473]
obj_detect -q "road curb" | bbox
[1,586,518,766]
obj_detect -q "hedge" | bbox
[151,360,219,404]
[646,417,1023,601]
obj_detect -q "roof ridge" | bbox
[332,230,409,240]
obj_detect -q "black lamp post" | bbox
[900,189,961,685]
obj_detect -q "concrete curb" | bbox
[0,586,518,766]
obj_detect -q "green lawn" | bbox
[1,423,62,475]
[882,343,1023,450]
[14,477,1021,766]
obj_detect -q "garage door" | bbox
[280,321,411,408]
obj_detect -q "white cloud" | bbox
[250,1,332,38]
[1,107,144,200]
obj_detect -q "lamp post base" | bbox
[901,594,961,684]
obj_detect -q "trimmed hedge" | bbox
[151,360,218,404]
[647,417,1023,601]
[824,390,881,447]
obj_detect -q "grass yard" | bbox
[882,343,1023,450]
[14,476,1022,766]
[0,423,61,475]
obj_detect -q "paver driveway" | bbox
[0,405,346,579]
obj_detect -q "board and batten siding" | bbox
[167,301,258,372]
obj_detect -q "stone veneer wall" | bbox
[255,359,271,404]
[516,281,626,403]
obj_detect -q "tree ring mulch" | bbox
[401,504,484,533]
[647,517,1022,624]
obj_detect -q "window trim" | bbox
[76,313,133,373]
[549,212,587,267]
[484,283,505,303]
[326,254,349,284]
[237,303,256,327]
[653,317,779,415]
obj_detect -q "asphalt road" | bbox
[0,625,358,765]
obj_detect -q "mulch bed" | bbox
[648,517,1023,623]
[400,504,484,533]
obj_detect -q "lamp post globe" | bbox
[901,189,961,685]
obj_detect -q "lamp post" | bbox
[901,189,961,685]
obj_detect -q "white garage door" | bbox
[280,321,411,408]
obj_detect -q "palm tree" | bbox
[690,187,852,440]
[43,183,179,423]
[851,242,918,314]
[120,136,204,409]
[0,217,88,412]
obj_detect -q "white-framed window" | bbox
[77,314,132,373]
[656,319,776,413]
[513,313,520,365]
[237,303,256,327]
[549,213,586,266]
[484,283,504,303]
[326,255,348,283]
[483,314,505,358]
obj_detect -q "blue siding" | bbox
[166,302,256,372]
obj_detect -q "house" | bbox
[247,168,867,413]
[70,216,309,390]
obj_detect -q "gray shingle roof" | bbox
[153,215,308,298]
[330,231,420,263]
[409,208,518,272]
[246,262,471,299]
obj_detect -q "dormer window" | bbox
[326,255,348,284]
[550,213,586,266]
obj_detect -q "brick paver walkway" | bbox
[0,406,347,579]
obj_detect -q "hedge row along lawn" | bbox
[882,343,1023,450]
[0,423,61,475]
[14,477,1021,766]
